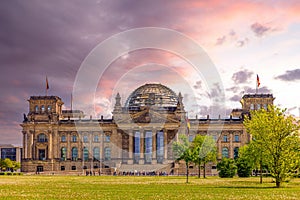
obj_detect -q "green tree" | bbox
[238,142,269,182]
[217,158,237,178]
[173,134,194,183]
[12,161,21,172]
[192,135,217,178]
[236,146,253,177]
[244,105,300,188]
[1,158,13,171]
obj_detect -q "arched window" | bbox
[37,133,47,142]
[104,147,111,161]
[263,104,267,110]
[47,105,52,112]
[250,104,254,110]
[222,147,229,158]
[35,105,39,113]
[93,147,100,161]
[72,147,78,161]
[61,135,66,142]
[234,147,239,159]
[83,135,88,143]
[83,147,89,161]
[61,147,67,161]
[41,105,45,113]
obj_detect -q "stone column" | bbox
[164,129,168,160]
[48,130,53,159]
[128,130,133,164]
[22,131,27,159]
[229,131,233,159]
[152,129,157,164]
[139,130,144,164]
[218,132,222,160]
[30,131,34,159]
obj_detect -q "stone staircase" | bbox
[118,163,173,173]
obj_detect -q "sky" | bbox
[1,0,300,145]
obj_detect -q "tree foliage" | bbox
[244,105,300,187]
[173,134,194,183]
[217,158,237,178]
[192,135,217,178]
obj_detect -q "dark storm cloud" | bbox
[232,69,253,84]
[0,0,193,144]
[275,69,300,81]
[250,22,271,37]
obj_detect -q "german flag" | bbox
[257,74,260,87]
[46,76,49,90]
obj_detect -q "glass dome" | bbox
[125,83,178,107]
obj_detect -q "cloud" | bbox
[226,86,239,93]
[275,69,300,81]
[232,69,253,84]
[193,80,202,89]
[215,35,226,45]
[243,86,272,94]
[229,95,241,102]
[250,22,271,37]
[236,38,249,47]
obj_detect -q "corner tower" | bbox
[27,96,64,122]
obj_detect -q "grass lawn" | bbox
[0,175,299,200]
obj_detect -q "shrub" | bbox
[236,157,252,177]
[6,172,12,175]
[0,172,5,175]
[217,158,237,178]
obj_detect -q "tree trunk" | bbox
[198,160,201,178]
[276,178,281,188]
[260,160,263,184]
[186,162,189,183]
[203,162,206,178]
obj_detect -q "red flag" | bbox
[46,76,49,90]
[257,74,260,87]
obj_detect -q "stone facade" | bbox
[20,83,274,175]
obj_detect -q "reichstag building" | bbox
[21,83,274,175]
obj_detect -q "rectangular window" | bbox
[61,166,65,171]
[72,135,77,142]
[83,135,88,143]
[105,135,110,142]
[189,135,194,142]
[134,131,140,163]
[94,135,99,142]
[234,135,239,142]
[38,149,46,160]
[145,131,152,164]
[1,148,17,161]
[223,135,228,142]
[71,166,76,170]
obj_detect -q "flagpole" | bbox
[71,93,73,111]
[46,76,49,96]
